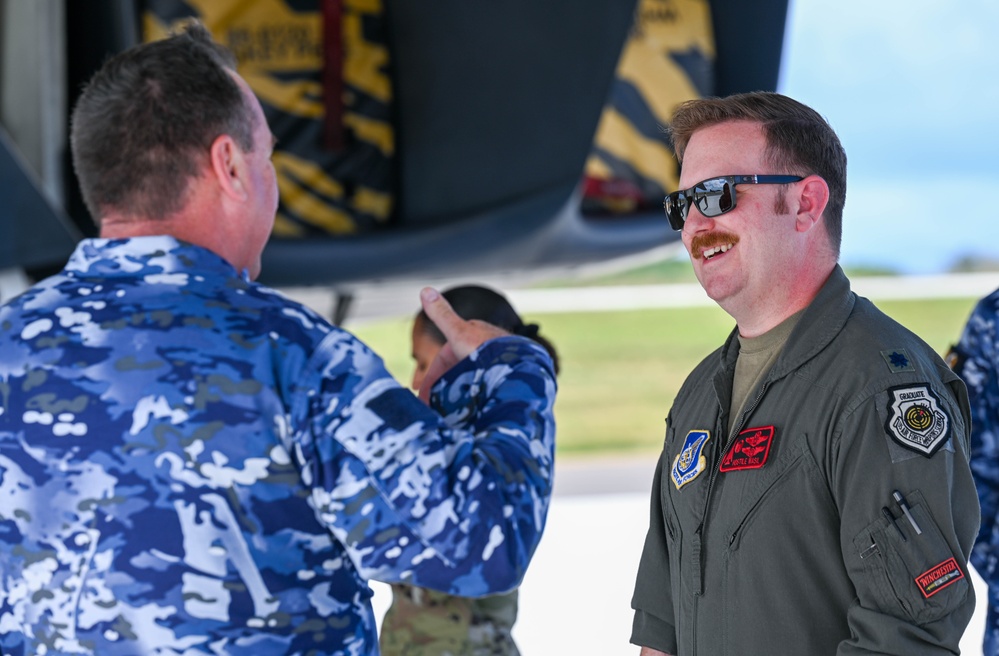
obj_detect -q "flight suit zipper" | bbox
[691,379,769,654]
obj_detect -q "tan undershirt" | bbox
[728,310,804,435]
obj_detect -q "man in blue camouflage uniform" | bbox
[951,287,999,655]
[0,22,557,656]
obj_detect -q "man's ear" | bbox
[208,134,249,202]
[795,174,830,233]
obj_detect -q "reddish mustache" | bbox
[689,232,740,260]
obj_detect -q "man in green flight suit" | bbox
[630,91,978,655]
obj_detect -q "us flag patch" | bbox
[720,426,775,472]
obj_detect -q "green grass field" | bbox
[351,295,980,458]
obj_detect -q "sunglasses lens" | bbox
[664,193,687,231]
[694,180,735,218]
[665,178,739,230]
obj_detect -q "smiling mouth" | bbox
[690,232,740,261]
[702,243,733,260]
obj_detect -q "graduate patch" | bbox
[720,426,775,472]
[885,384,950,456]
[915,558,965,599]
[671,430,710,490]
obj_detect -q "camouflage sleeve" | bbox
[953,292,999,577]
[291,333,556,597]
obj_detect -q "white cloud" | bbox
[781,0,999,148]
[779,0,999,272]
[840,174,999,273]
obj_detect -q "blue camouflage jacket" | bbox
[952,287,999,655]
[0,236,557,656]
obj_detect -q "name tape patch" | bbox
[885,384,950,457]
[720,426,775,472]
[671,430,710,490]
[915,557,965,599]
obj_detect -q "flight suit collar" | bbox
[718,265,855,387]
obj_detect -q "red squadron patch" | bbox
[720,426,775,472]
[915,558,965,598]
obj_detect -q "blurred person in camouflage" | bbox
[0,21,556,656]
[950,287,999,655]
[380,285,561,656]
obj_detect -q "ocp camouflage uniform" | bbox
[951,286,999,655]
[0,236,557,656]
[379,584,519,656]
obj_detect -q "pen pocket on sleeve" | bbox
[855,490,969,625]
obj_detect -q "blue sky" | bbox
[778,0,999,273]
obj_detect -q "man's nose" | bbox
[682,204,715,235]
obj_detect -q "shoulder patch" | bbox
[880,349,915,373]
[885,384,950,457]
[671,430,711,490]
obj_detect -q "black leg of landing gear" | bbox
[332,291,354,326]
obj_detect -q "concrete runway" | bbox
[281,270,999,327]
[369,452,989,655]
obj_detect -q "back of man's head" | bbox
[669,91,847,255]
[70,21,255,226]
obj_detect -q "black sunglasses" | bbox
[663,175,803,231]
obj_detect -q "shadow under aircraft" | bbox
[0,0,789,319]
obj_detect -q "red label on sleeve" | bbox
[915,558,965,598]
